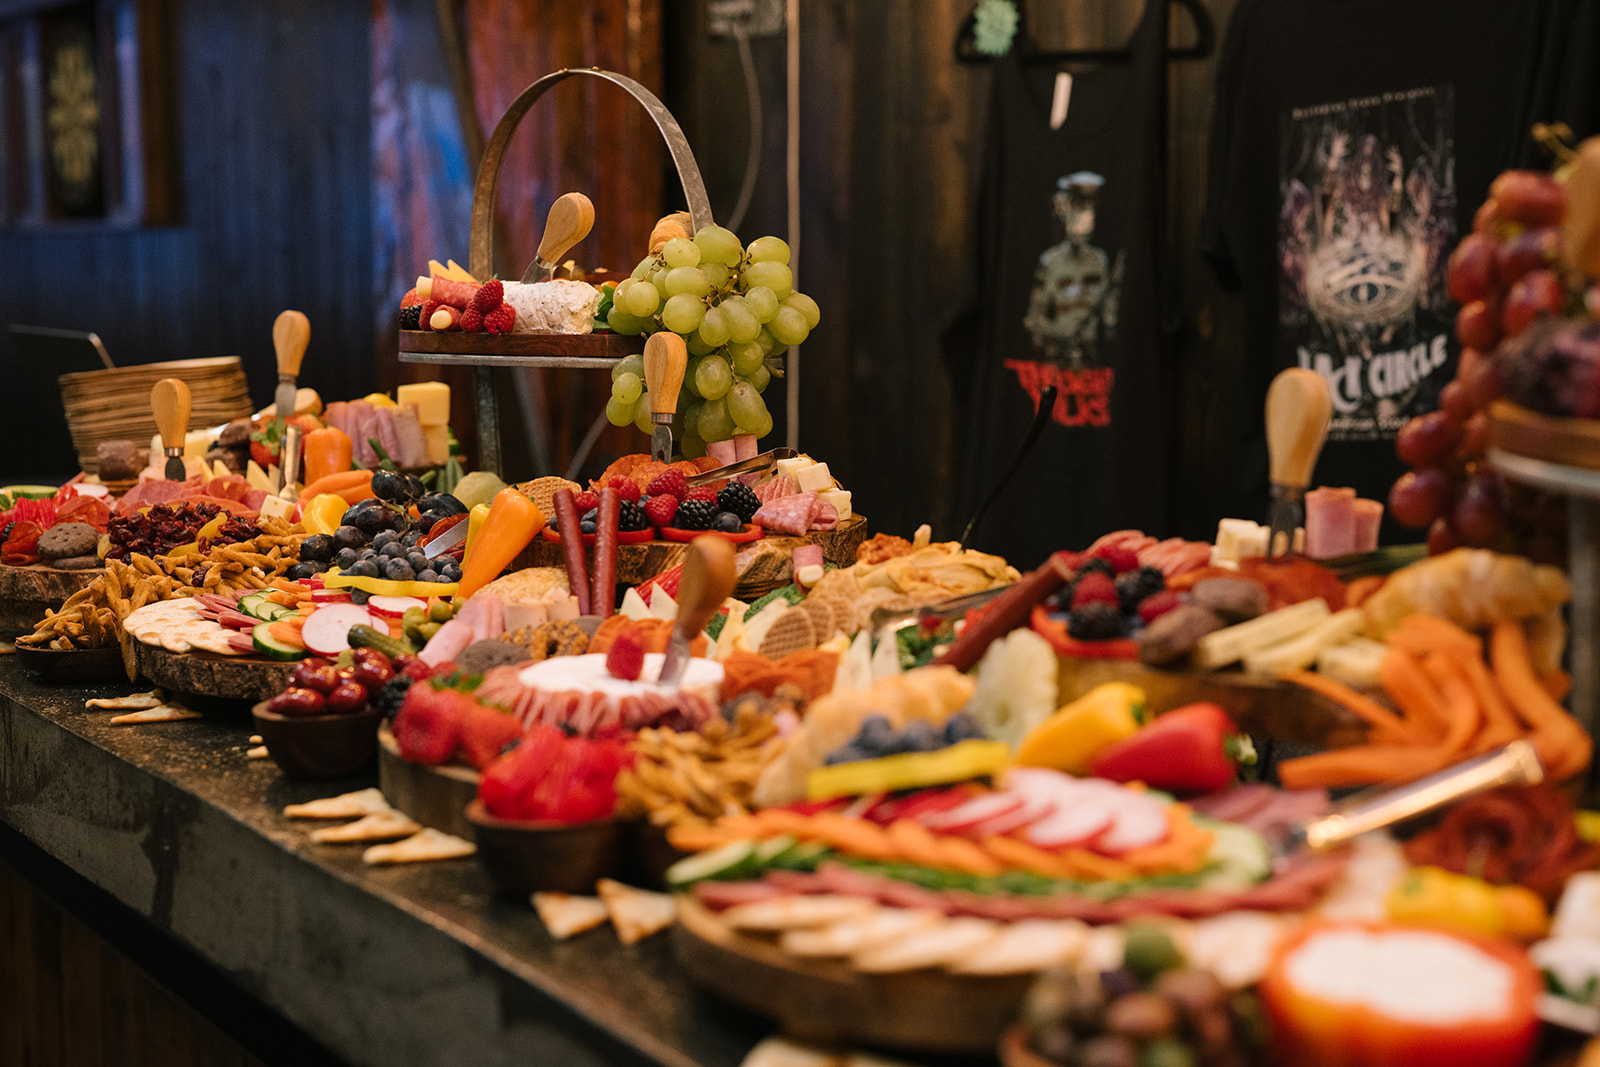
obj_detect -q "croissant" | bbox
[647,211,692,255]
[1362,548,1571,640]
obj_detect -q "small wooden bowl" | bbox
[464,798,624,897]
[630,820,690,891]
[15,643,127,684]
[252,702,383,780]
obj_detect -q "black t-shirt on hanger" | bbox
[1201,0,1596,543]
[952,0,1176,571]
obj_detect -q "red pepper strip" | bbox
[1029,605,1140,660]
[417,512,466,548]
[1088,702,1253,795]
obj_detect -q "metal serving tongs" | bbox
[683,447,799,487]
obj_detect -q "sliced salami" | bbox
[752,491,819,536]
[753,474,799,504]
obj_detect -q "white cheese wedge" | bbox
[245,460,273,493]
[648,589,678,622]
[794,462,833,493]
[619,586,651,621]
[258,496,295,522]
[774,456,813,479]
[211,460,232,481]
[713,603,750,660]
[817,489,852,522]
[870,632,902,681]
[839,630,873,690]
[1215,518,1269,562]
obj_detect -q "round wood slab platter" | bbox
[377,724,480,841]
[0,563,102,639]
[1489,400,1600,470]
[1054,656,1371,749]
[512,513,871,600]
[133,642,297,703]
[672,896,1033,1055]
[398,329,637,362]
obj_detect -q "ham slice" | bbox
[1353,498,1383,552]
[1304,487,1357,559]
[373,405,403,467]
[323,401,350,439]
[348,401,378,466]
[392,405,429,468]
[811,498,839,531]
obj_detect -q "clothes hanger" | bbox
[954,0,1214,64]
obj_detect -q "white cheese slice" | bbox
[211,460,232,481]
[839,630,873,690]
[870,632,902,682]
[1215,518,1268,562]
[648,588,678,622]
[793,462,833,493]
[619,586,651,621]
[816,489,852,522]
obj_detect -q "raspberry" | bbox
[1092,544,1141,574]
[642,493,678,528]
[1137,589,1183,623]
[717,482,760,522]
[398,304,422,330]
[461,304,485,332]
[470,278,504,314]
[646,469,688,500]
[571,491,599,514]
[686,486,718,502]
[483,303,515,335]
[605,630,645,681]
[1071,571,1118,610]
[400,287,421,307]
[618,499,649,532]
[608,477,641,503]
[1068,602,1126,640]
[673,499,716,530]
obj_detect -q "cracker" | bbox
[851,917,1001,973]
[596,878,676,944]
[110,703,202,725]
[945,919,1089,975]
[362,828,476,865]
[722,894,876,933]
[283,787,390,820]
[85,689,165,711]
[758,609,817,660]
[309,811,422,844]
[532,893,611,940]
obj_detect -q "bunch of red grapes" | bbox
[1389,170,1571,553]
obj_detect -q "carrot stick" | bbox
[666,824,741,852]
[1388,614,1483,661]
[1276,744,1444,791]
[1545,668,1572,703]
[1378,648,1450,742]
[807,813,898,861]
[934,835,1003,877]
[981,835,1069,878]
[885,819,949,870]
[1458,654,1524,752]
[1278,668,1420,745]
[299,470,374,505]
[267,621,305,649]
[1058,848,1139,882]
[1490,621,1591,780]
[1417,652,1482,761]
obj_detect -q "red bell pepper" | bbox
[1259,921,1541,1067]
[1087,701,1255,794]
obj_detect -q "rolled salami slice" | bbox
[753,491,819,536]
[809,498,839,532]
[418,274,479,308]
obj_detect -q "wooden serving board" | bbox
[672,897,1033,1055]
[512,513,871,600]
[1489,400,1600,470]
[397,330,637,361]
[1055,656,1372,749]
[377,725,480,841]
[0,563,102,639]
[133,642,297,702]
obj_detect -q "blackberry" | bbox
[1076,557,1115,580]
[376,675,415,719]
[1114,566,1166,612]
[674,498,716,530]
[1067,602,1126,640]
[717,482,760,522]
[618,499,650,532]
[398,303,423,330]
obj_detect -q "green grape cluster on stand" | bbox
[602,224,822,458]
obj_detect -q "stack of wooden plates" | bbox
[58,357,254,473]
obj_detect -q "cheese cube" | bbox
[151,431,213,460]
[794,462,833,493]
[774,457,813,480]
[422,425,450,466]
[397,382,451,426]
[817,489,852,522]
[258,495,295,521]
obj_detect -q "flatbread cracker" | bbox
[596,878,676,944]
[945,919,1089,975]
[532,893,611,940]
[310,811,423,844]
[851,917,1000,973]
[780,907,942,959]
[110,703,201,725]
[283,787,391,820]
[362,828,476,865]
[86,689,165,710]
[722,894,876,933]
[246,745,269,759]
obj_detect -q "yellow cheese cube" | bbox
[817,489,852,521]
[422,425,450,466]
[397,382,451,426]
[258,495,295,521]
[794,462,833,493]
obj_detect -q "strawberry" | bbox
[400,287,421,307]
[483,303,516,335]
[460,304,485,332]
[1071,571,1118,610]
[1091,544,1141,574]
[479,724,565,820]
[1137,589,1183,623]
[456,700,525,769]
[608,477,641,503]
[685,486,718,502]
[646,469,688,500]
[642,493,678,528]
[470,278,504,314]
[604,629,645,681]
[392,684,462,765]
[249,439,276,470]
[572,490,599,514]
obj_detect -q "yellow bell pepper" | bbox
[301,493,348,537]
[1015,682,1146,775]
[161,512,229,559]
[364,392,399,409]
[323,567,458,599]
[1387,865,1550,942]
[806,740,1011,801]
[461,501,492,561]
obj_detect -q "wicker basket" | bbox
[58,356,253,473]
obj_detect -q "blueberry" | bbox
[349,589,371,606]
[580,521,596,534]
[372,529,399,549]
[857,714,896,752]
[383,558,415,582]
[942,712,986,743]
[406,551,429,572]
[416,568,439,583]
[348,558,380,579]
[582,508,598,523]
[901,720,940,752]
[334,547,359,569]
[824,744,869,766]
[713,511,742,532]
[379,541,405,559]
[439,563,462,581]
[307,561,329,574]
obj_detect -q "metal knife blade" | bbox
[1266,485,1304,559]
[658,535,737,689]
[1263,368,1332,558]
[278,425,303,503]
[650,421,673,464]
[422,518,469,560]
[642,332,687,465]
[683,448,799,487]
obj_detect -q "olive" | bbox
[1029,1024,1076,1065]
[1154,969,1227,1025]
[266,687,326,717]
[418,493,466,517]
[299,533,335,562]
[325,681,369,714]
[429,600,453,623]
[1077,1034,1139,1067]
[370,469,405,502]
[333,525,366,551]
[1122,924,1184,982]
[1104,992,1178,1041]
[1023,970,1083,1034]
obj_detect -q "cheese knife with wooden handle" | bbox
[519,192,596,283]
[657,535,737,689]
[272,309,310,424]
[151,378,192,482]
[642,331,688,464]
[1264,367,1332,557]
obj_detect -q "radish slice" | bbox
[1091,790,1171,853]
[1025,798,1116,849]
[963,794,1056,838]
[301,604,382,657]
[367,595,428,619]
[310,586,352,604]
[922,793,1026,833]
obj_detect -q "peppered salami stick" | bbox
[591,486,620,618]
[552,487,590,615]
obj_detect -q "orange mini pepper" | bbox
[301,426,354,486]
[455,488,546,600]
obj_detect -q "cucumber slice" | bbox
[251,621,306,662]
[1,484,60,500]
[765,840,830,872]
[753,834,799,870]
[240,591,294,621]
[665,840,758,889]
[1196,818,1272,890]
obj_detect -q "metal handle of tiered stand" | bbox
[466,68,715,476]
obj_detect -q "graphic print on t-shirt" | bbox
[1278,86,1456,443]
[1007,172,1125,429]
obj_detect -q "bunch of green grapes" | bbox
[601,224,821,457]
